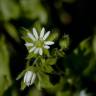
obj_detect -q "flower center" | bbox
[35,40,44,48]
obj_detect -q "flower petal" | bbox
[43,31,50,40]
[27,33,35,41]
[24,72,27,83]
[40,27,45,39]
[34,48,39,54]
[25,42,33,47]
[26,71,32,83]
[31,73,36,85]
[29,47,36,53]
[33,28,38,40]
[44,41,54,45]
[44,45,50,49]
[39,48,43,55]
[24,71,32,84]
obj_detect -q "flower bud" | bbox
[24,71,36,86]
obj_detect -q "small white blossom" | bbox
[79,90,90,96]
[25,27,54,55]
[24,71,36,87]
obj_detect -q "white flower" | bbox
[25,27,54,55]
[79,90,90,96]
[24,71,36,87]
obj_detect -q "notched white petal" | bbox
[27,33,35,41]
[24,72,27,83]
[39,48,43,55]
[25,42,33,47]
[29,47,36,53]
[26,72,32,82]
[24,71,32,83]
[40,27,45,39]
[43,31,50,40]
[44,41,54,45]
[31,73,36,85]
[34,48,39,54]
[44,45,50,49]
[33,28,38,40]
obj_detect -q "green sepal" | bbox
[21,80,26,90]
[16,70,26,80]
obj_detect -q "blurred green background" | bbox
[0,0,96,96]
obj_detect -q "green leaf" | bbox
[41,58,45,64]
[57,50,65,57]
[0,36,12,95]
[45,65,54,73]
[48,30,59,41]
[57,91,70,96]
[4,22,20,42]
[0,0,20,20]
[28,87,41,96]
[43,49,50,56]
[26,52,37,59]
[46,58,57,65]
[41,64,53,73]
[37,72,53,89]
[20,0,47,24]
[16,70,26,80]
[59,35,70,49]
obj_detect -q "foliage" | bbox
[0,0,95,96]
